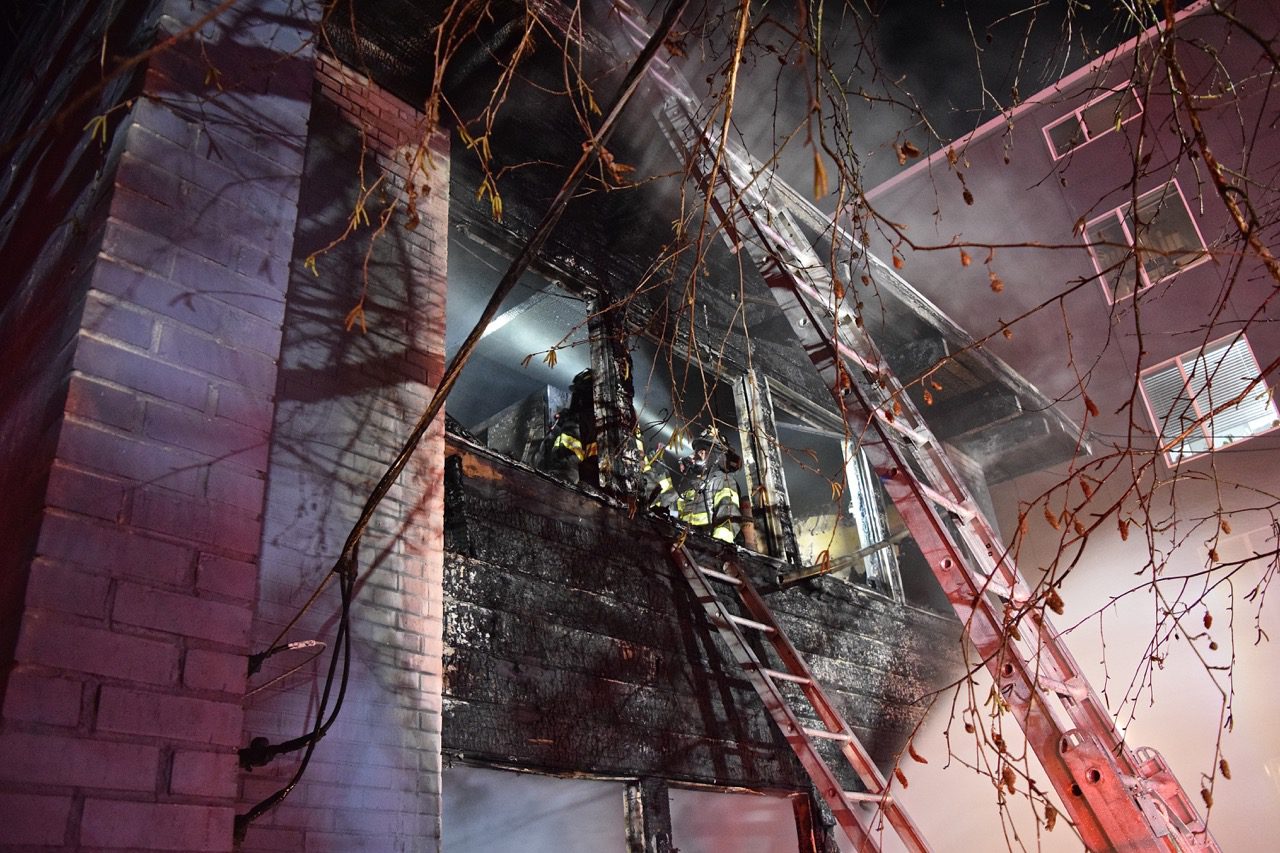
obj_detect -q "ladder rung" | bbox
[787,271,844,318]
[979,576,1029,608]
[648,72,686,99]
[977,573,1015,601]
[843,790,892,805]
[759,667,811,685]
[698,565,741,585]
[918,482,978,522]
[723,614,775,634]
[1038,673,1087,700]
[802,726,853,742]
[874,408,929,445]
[834,339,880,374]
[752,219,805,258]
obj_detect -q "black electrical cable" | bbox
[244,641,327,699]
[234,552,356,843]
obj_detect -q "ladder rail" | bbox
[668,109,1218,851]
[609,3,1217,849]
[670,544,932,853]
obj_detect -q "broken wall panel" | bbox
[443,437,965,791]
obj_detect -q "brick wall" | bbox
[235,55,448,851]
[0,0,150,705]
[0,0,320,848]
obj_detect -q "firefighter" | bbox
[544,368,597,485]
[674,429,743,544]
[648,450,686,516]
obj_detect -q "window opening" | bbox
[762,378,904,600]
[1084,180,1207,302]
[668,787,801,853]
[1043,87,1142,159]
[777,418,857,565]
[1140,334,1279,465]
[632,336,750,547]
[445,232,593,482]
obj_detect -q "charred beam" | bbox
[625,777,673,853]
[793,790,841,853]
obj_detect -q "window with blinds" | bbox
[1084,181,1207,302]
[1140,335,1279,464]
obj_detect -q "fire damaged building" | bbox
[0,1,1252,851]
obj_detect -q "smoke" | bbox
[642,0,1138,200]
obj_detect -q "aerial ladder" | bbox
[611,3,1220,851]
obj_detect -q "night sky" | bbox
[691,0,1156,192]
[0,1,1148,161]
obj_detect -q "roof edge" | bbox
[865,0,1211,201]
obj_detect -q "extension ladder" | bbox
[671,541,929,852]
[611,3,1219,850]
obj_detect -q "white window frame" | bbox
[1139,334,1279,465]
[1043,86,1143,160]
[1083,180,1209,303]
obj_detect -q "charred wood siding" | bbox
[443,437,965,791]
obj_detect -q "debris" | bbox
[813,150,829,199]
[1046,588,1064,615]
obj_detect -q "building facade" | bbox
[866,2,1280,849]
[4,0,1265,850]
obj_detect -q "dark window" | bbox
[1084,181,1207,302]
[1044,87,1141,159]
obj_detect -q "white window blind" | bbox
[1141,336,1278,463]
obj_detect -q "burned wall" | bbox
[442,437,965,792]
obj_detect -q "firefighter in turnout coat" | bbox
[544,368,598,485]
[675,429,743,544]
